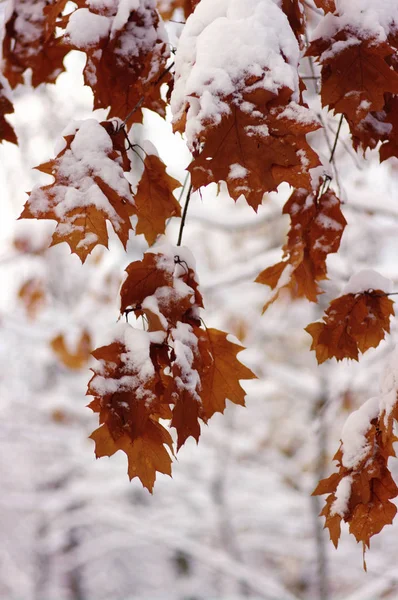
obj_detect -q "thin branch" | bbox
[177,183,193,246]
[121,62,175,127]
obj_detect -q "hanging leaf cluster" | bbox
[88,246,255,491]
[4,0,398,557]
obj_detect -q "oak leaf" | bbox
[134,154,181,245]
[314,389,398,555]
[172,2,320,210]
[2,0,69,88]
[197,328,257,420]
[256,185,346,310]
[63,0,170,124]
[20,120,135,262]
[187,91,320,210]
[306,291,395,363]
[307,35,398,124]
[87,326,173,491]
[120,249,202,330]
[89,246,256,487]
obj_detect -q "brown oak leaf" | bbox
[134,154,181,245]
[187,89,320,211]
[2,0,69,88]
[256,185,346,310]
[313,393,398,558]
[20,120,135,262]
[63,0,170,124]
[307,35,398,124]
[306,291,395,363]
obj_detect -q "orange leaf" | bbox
[18,278,46,320]
[306,291,394,364]
[256,185,346,309]
[197,328,257,420]
[134,154,181,246]
[2,0,69,88]
[20,120,135,262]
[62,1,170,124]
[307,35,398,124]
[187,91,320,211]
[51,330,92,370]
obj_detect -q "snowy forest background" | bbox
[2,2,398,600]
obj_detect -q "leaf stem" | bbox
[177,183,193,246]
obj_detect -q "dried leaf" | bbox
[2,0,69,88]
[256,185,346,309]
[306,291,394,363]
[307,35,398,124]
[63,0,170,124]
[134,154,181,245]
[20,120,135,262]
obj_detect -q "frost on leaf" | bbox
[20,120,135,262]
[88,244,256,489]
[314,347,398,558]
[2,0,69,88]
[306,286,395,364]
[307,3,398,139]
[171,0,320,210]
[62,0,170,123]
[256,184,346,310]
[133,153,181,246]
[0,79,17,145]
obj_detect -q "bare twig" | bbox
[177,183,193,246]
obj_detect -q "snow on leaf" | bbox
[19,119,135,262]
[172,0,320,209]
[62,0,171,124]
[2,0,69,88]
[88,247,256,486]
[314,353,398,553]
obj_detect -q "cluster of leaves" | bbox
[88,247,255,491]
[3,0,398,557]
[313,367,398,564]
